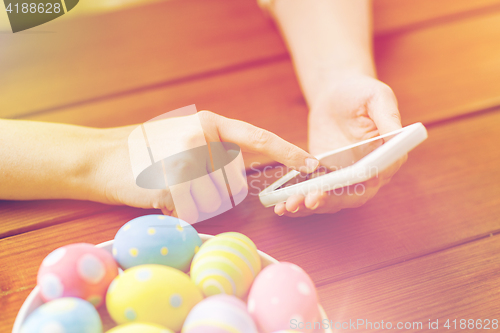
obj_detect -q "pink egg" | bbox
[37,243,118,307]
[247,262,320,333]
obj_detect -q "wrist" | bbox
[301,62,376,107]
[69,127,124,203]
[306,71,376,113]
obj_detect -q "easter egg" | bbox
[106,323,174,333]
[37,243,118,307]
[182,294,258,333]
[247,262,320,333]
[106,264,203,331]
[21,297,102,333]
[113,215,202,271]
[190,232,261,298]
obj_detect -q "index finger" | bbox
[200,111,319,173]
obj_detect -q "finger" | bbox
[222,158,247,196]
[190,175,222,213]
[285,195,306,213]
[367,85,402,135]
[169,182,199,224]
[304,191,324,210]
[208,169,229,198]
[331,181,380,210]
[283,211,312,218]
[201,111,319,173]
[282,202,314,217]
[307,190,343,214]
[274,202,286,216]
[161,207,172,216]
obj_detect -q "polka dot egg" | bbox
[106,264,203,332]
[182,294,258,333]
[247,262,320,333]
[190,232,261,299]
[21,297,102,333]
[37,243,118,307]
[106,323,174,333]
[113,215,202,271]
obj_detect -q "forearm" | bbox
[269,0,375,106]
[0,119,101,201]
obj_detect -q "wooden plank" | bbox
[376,10,500,124]
[4,0,500,120]
[2,110,500,330]
[373,0,500,35]
[0,0,286,118]
[24,60,310,164]
[317,233,500,330]
[25,7,500,148]
[0,200,114,239]
[0,62,306,242]
[0,289,32,332]
[4,9,500,254]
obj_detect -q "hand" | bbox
[87,111,319,223]
[274,74,406,217]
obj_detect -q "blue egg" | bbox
[112,215,202,271]
[21,297,102,333]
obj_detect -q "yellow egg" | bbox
[106,264,203,332]
[190,232,261,298]
[106,323,174,333]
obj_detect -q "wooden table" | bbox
[1,0,500,331]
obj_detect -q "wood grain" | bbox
[2,111,500,330]
[373,0,500,35]
[24,60,307,144]
[376,10,500,125]
[24,6,500,148]
[317,233,500,331]
[0,0,286,118]
[3,0,500,120]
[0,200,114,239]
[3,0,500,330]
[6,8,500,243]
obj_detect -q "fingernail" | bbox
[292,207,299,213]
[305,158,319,173]
[311,202,319,210]
[278,211,285,216]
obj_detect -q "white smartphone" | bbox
[258,122,428,207]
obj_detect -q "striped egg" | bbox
[190,232,261,299]
[182,294,258,333]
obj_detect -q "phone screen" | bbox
[276,133,398,189]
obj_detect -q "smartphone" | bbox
[258,122,428,207]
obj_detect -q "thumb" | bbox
[367,86,402,135]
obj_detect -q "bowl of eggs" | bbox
[13,214,332,333]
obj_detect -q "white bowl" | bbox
[13,234,332,333]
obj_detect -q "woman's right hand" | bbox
[88,111,319,223]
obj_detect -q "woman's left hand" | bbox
[275,74,407,217]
